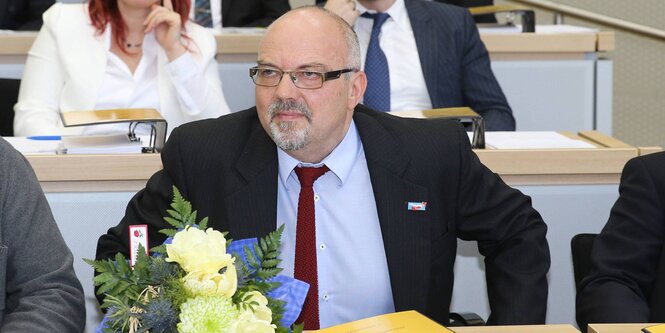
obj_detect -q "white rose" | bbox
[166,227,234,275]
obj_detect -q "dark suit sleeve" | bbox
[95,128,187,286]
[458,11,515,130]
[576,155,665,329]
[454,125,549,324]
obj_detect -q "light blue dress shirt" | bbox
[276,120,395,328]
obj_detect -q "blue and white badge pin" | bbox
[407,201,427,211]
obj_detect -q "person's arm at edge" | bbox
[0,140,85,332]
[576,155,665,328]
[453,123,549,323]
[13,3,66,136]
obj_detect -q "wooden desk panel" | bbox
[0,30,614,57]
[25,131,652,192]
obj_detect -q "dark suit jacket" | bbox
[96,105,548,325]
[577,152,665,329]
[0,0,53,30]
[405,0,514,130]
[221,0,290,27]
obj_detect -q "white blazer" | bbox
[14,3,230,136]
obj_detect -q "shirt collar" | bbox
[277,120,362,188]
[356,0,409,31]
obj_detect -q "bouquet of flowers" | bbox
[86,187,306,333]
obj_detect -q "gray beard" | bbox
[267,99,313,151]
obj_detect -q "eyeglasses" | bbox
[249,67,357,89]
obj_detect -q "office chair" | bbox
[0,78,20,136]
[571,233,599,292]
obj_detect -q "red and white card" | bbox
[129,225,149,267]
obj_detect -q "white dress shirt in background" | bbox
[355,0,433,112]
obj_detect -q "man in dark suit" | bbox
[0,0,53,30]
[577,152,665,330]
[96,6,548,329]
[324,0,514,130]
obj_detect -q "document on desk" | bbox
[644,324,665,333]
[482,131,596,149]
[312,310,453,333]
[60,134,143,154]
[479,24,597,34]
[3,137,60,154]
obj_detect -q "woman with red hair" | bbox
[14,0,230,136]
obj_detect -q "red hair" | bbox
[88,0,191,53]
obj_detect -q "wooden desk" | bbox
[0,30,614,58]
[24,131,648,192]
[588,323,659,333]
[453,324,580,332]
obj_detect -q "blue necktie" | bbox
[362,12,391,112]
[194,0,213,28]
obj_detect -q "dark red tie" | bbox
[294,165,329,330]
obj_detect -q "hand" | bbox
[324,0,360,26]
[144,0,186,61]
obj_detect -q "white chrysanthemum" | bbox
[178,296,238,333]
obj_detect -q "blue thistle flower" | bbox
[141,298,178,333]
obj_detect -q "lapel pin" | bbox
[407,201,427,211]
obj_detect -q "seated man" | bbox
[323,0,515,130]
[577,151,665,329]
[0,0,53,30]
[96,6,549,329]
[190,0,290,29]
[0,138,85,331]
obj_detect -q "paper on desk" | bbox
[312,310,453,333]
[483,131,596,149]
[478,24,598,34]
[643,324,665,333]
[3,137,60,154]
[61,134,143,154]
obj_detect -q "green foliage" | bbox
[161,186,208,231]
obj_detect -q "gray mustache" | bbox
[267,100,313,121]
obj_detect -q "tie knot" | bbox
[362,12,391,29]
[295,165,330,188]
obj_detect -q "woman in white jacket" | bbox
[14,0,230,136]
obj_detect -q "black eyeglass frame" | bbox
[249,67,358,89]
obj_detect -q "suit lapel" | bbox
[406,0,440,106]
[354,107,432,313]
[224,122,278,240]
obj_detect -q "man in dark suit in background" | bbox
[0,0,53,30]
[577,151,665,330]
[323,0,513,130]
[97,6,548,329]
[191,0,290,28]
